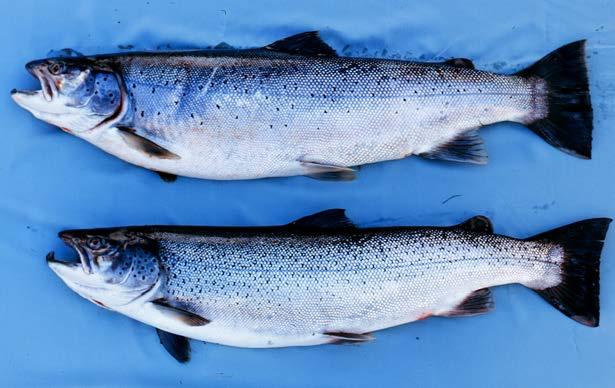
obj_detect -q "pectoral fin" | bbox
[156,328,191,363]
[150,299,210,326]
[116,126,180,160]
[300,161,357,181]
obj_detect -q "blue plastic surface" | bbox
[2,1,615,386]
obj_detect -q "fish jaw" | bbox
[11,88,104,134]
[46,251,108,306]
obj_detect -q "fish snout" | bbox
[59,230,80,245]
[26,59,46,77]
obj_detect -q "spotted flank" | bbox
[12,32,593,181]
[47,210,610,362]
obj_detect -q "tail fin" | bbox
[516,40,593,158]
[528,218,611,327]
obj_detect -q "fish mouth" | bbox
[46,250,89,291]
[49,231,93,274]
[46,251,82,272]
[11,60,57,112]
[26,60,56,102]
[46,251,108,308]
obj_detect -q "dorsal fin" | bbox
[456,215,493,233]
[288,209,356,229]
[444,58,475,69]
[264,31,337,57]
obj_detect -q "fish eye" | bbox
[48,63,64,75]
[87,237,104,250]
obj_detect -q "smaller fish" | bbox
[47,210,610,363]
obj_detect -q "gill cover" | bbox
[11,57,123,133]
[47,229,160,308]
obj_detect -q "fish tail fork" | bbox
[527,218,611,327]
[517,40,593,158]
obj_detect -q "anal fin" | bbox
[300,161,357,181]
[441,288,495,317]
[420,130,487,165]
[156,328,191,363]
[324,331,373,344]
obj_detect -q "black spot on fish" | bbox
[216,104,220,109]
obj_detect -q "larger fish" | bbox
[13,32,592,181]
[47,210,610,362]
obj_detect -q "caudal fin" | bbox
[528,218,611,327]
[516,40,593,158]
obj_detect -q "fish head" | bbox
[47,229,160,308]
[12,57,123,134]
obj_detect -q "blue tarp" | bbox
[2,1,614,386]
